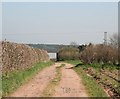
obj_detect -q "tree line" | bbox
[57,33,119,65]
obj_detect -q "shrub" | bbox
[2,41,50,73]
[80,44,118,65]
[57,47,79,61]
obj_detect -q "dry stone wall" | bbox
[1,41,50,73]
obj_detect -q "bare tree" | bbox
[109,33,119,48]
[70,41,78,47]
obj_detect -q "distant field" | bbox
[28,44,78,53]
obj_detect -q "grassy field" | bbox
[2,61,53,97]
[65,60,108,97]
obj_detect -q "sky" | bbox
[1,0,120,2]
[2,2,118,45]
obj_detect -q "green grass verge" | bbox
[64,60,108,97]
[74,67,108,97]
[42,63,65,97]
[2,61,53,97]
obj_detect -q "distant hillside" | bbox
[27,44,69,53]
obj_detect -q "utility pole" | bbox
[104,32,107,45]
